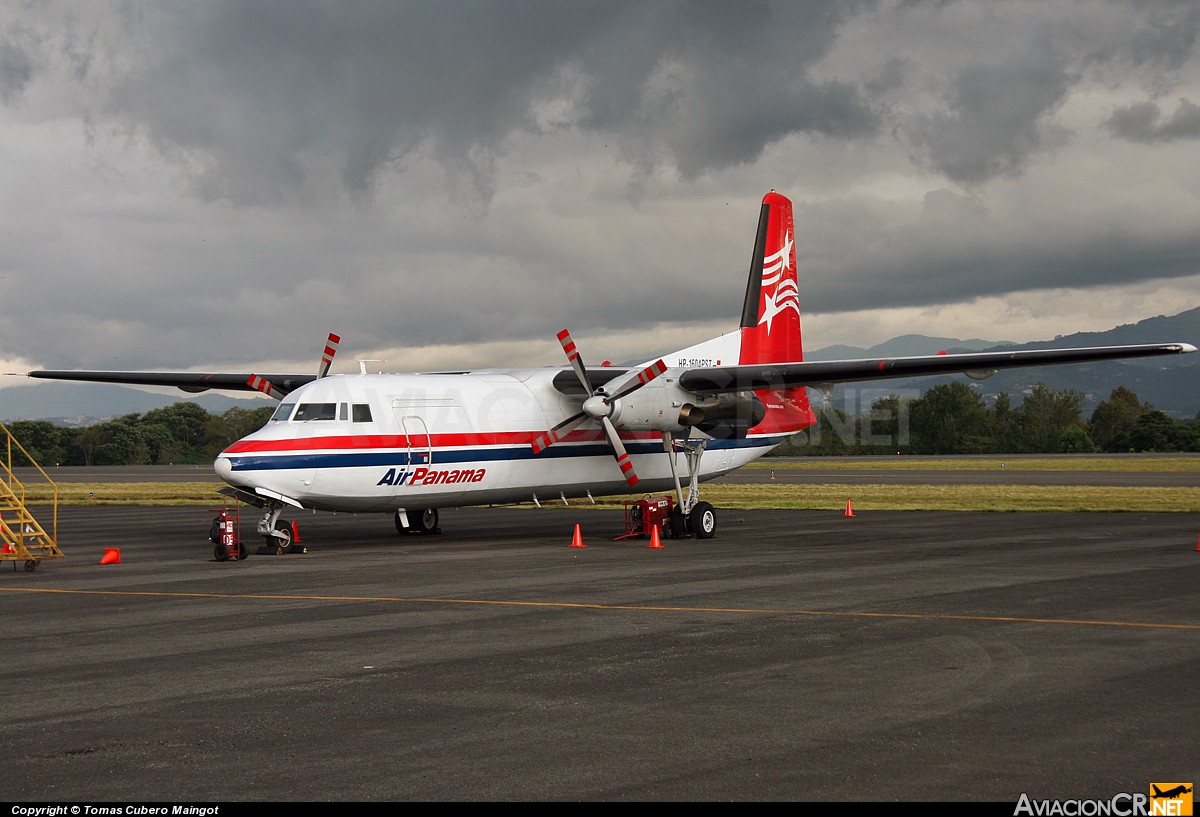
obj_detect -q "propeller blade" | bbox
[531,411,588,454]
[605,358,668,401]
[557,328,592,393]
[601,416,639,487]
[317,332,341,378]
[247,374,284,401]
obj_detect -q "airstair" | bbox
[0,422,62,571]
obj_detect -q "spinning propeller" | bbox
[532,329,667,487]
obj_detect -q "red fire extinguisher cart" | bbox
[209,500,248,562]
[615,494,676,540]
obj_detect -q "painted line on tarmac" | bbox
[3,586,1199,631]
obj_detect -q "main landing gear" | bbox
[663,434,717,540]
[394,507,441,536]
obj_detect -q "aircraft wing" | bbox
[677,342,1196,393]
[19,332,339,398]
[23,370,318,396]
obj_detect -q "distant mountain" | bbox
[807,334,1012,360]
[807,308,1200,418]
[1004,307,1200,352]
[3,308,1198,424]
[0,382,271,426]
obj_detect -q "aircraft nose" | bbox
[214,456,233,482]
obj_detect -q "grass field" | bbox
[745,456,1200,472]
[11,454,1199,512]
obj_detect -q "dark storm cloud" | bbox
[798,187,1200,313]
[0,35,33,104]
[1130,2,1200,71]
[1105,98,1200,143]
[575,1,879,178]
[44,0,877,203]
[903,39,1074,184]
[1,1,1198,375]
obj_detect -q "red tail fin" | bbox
[739,190,803,365]
[739,191,815,434]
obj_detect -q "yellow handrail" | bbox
[0,421,58,548]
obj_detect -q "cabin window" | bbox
[293,402,337,421]
[352,404,373,423]
[271,403,296,422]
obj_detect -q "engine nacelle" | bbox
[603,378,700,433]
[605,380,765,435]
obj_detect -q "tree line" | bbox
[3,403,275,467]
[2,382,1197,467]
[780,383,1200,455]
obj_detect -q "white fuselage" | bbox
[213,368,784,513]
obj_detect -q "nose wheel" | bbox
[266,519,294,554]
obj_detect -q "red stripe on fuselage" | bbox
[222,428,665,454]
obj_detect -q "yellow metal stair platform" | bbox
[0,421,61,572]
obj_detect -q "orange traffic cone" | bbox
[570,523,586,549]
[99,547,121,565]
[843,500,856,518]
[291,520,302,543]
[646,524,664,549]
[1,542,13,555]
[1194,534,1200,553]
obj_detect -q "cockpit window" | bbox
[293,402,337,421]
[352,404,373,423]
[271,402,296,422]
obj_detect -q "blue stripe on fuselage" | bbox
[225,435,786,472]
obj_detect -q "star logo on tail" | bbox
[758,229,799,334]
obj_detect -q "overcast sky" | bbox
[2,0,1198,390]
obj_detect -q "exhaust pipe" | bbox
[678,393,765,428]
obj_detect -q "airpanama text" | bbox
[377,467,486,486]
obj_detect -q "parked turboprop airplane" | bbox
[24,191,1196,550]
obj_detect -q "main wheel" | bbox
[416,507,439,535]
[668,508,687,539]
[394,509,410,535]
[687,502,716,539]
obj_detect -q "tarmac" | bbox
[2,467,1199,803]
